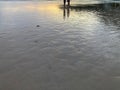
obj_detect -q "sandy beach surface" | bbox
[0,1,120,90]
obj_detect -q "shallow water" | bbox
[0,1,120,90]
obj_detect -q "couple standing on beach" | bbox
[64,0,70,6]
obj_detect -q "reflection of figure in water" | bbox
[63,7,66,19]
[67,6,70,17]
[63,0,70,6]
[63,6,70,19]
[63,0,70,19]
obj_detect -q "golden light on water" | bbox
[2,2,60,14]
[2,1,100,28]
[25,3,60,13]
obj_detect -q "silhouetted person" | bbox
[67,0,70,6]
[63,0,66,6]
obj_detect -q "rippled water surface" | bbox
[0,1,120,90]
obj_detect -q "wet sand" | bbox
[0,1,120,90]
